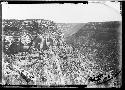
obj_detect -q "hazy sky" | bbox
[2,2,121,23]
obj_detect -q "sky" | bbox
[2,2,121,23]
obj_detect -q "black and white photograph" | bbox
[1,2,122,88]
